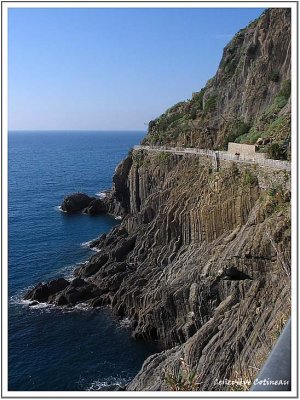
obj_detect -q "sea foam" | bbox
[54,205,67,213]
[95,191,107,199]
[86,375,131,391]
[81,239,101,252]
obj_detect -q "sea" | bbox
[8,130,156,391]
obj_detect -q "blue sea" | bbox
[8,130,155,391]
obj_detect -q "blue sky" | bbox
[8,7,264,131]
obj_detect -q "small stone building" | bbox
[227,142,267,160]
[228,142,257,156]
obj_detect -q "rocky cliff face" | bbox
[25,8,291,391]
[89,153,290,390]
[144,8,291,159]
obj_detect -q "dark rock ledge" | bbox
[23,227,137,309]
[24,277,104,307]
[61,192,108,215]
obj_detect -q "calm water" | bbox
[8,130,155,391]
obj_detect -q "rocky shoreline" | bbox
[24,151,291,390]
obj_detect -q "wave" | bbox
[10,295,28,306]
[9,285,35,305]
[74,302,89,311]
[115,216,122,220]
[54,205,67,213]
[81,238,101,252]
[27,301,54,310]
[90,247,101,252]
[59,260,90,279]
[59,264,76,280]
[86,375,131,391]
[10,295,55,312]
[118,317,131,329]
[95,191,107,199]
[12,293,95,314]
[81,238,97,247]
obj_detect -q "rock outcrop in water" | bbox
[61,192,108,215]
[24,278,70,303]
[25,8,291,391]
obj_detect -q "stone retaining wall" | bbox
[133,145,291,171]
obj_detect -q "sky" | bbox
[8,7,265,131]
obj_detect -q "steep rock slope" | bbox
[144,8,291,159]
[87,153,290,390]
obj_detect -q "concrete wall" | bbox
[228,142,257,156]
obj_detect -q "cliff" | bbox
[25,8,291,391]
[144,8,291,160]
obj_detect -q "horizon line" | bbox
[8,129,147,132]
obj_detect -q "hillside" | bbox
[143,8,291,160]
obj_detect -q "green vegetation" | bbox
[278,79,291,99]
[148,120,156,130]
[268,142,287,160]
[164,358,200,391]
[143,49,290,151]
[144,98,194,146]
[247,43,259,58]
[275,96,288,108]
[224,57,238,78]
[145,114,185,145]
[269,70,280,82]
[233,79,291,158]
[225,119,251,145]
[204,94,218,113]
[242,170,258,186]
[268,186,279,198]
[190,88,205,111]
[229,163,239,177]
[156,151,171,164]
[190,108,197,120]
[222,45,239,80]
[234,127,260,145]
[166,101,186,114]
[219,31,247,81]
[263,184,291,215]
[132,150,144,166]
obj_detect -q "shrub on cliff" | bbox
[267,142,287,160]
[269,70,280,82]
[190,88,205,111]
[242,170,258,186]
[203,94,218,113]
[278,79,291,99]
[157,151,171,164]
[164,358,200,391]
[226,119,251,144]
[132,150,145,166]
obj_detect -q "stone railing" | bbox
[133,145,291,171]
